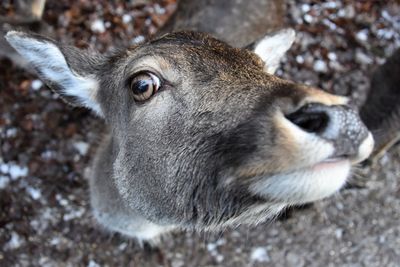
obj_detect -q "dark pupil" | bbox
[132,79,151,94]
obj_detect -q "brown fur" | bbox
[4,3,374,242]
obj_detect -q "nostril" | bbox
[286,106,330,134]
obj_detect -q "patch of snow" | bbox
[30,220,40,231]
[356,29,369,42]
[313,60,328,73]
[207,240,225,263]
[207,242,217,252]
[215,254,224,263]
[296,55,305,64]
[379,154,390,165]
[341,5,355,18]
[0,162,29,179]
[216,238,226,246]
[6,128,17,138]
[377,28,395,39]
[322,19,343,33]
[336,202,344,210]
[31,79,43,90]
[87,260,100,267]
[381,10,395,23]
[0,175,10,189]
[145,18,152,26]
[303,14,314,24]
[329,60,345,71]
[154,4,166,15]
[39,256,56,267]
[250,247,270,262]
[5,232,24,250]
[56,194,68,206]
[355,50,373,65]
[328,52,337,61]
[0,163,8,173]
[335,228,343,239]
[118,242,128,251]
[50,237,61,246]
[63,207,85,221]
[131,35,145,44]
[91,19,106,33]
[9,164,28,179]
[122,14,132,24]
[41,150,55,160]
[322,1,339,9]
[73,141,89,156]
[301,4,311,13]
[27,187,42,200]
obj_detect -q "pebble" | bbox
[355,50,373,65]
[303,14,314,24]
[87,260,100,267]
[122,14,132,24]
[0,175,10,189]
[91,19,106,33]
[0,162,29,179]
[131,35,145,44]
[250,247,270,262]
[5,232,24,250]
[27,187,42,200]
[301,4,311,13]
[328,52,337,61]
[73,141,90,156]
[5,128,17,138]
[313,59,328,73]
[335,228,343,239]
[296,55,305,64]
[31,80,43,91]
[356,29,369,42]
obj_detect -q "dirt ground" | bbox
[1,0,399,266]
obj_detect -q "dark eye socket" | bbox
[130,72,161,102]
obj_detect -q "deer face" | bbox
[6,30,373,229]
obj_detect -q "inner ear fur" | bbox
[5,31,104,116]
[245,28,296,74]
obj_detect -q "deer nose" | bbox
[286,103,372,161]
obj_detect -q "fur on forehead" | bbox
[145,31,265,68]
[145,30,294,75]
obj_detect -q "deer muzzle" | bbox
[285,103,373,164]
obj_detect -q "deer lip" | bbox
[249,157,351,204]
[311,157,349,171]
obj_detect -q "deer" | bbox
[360,48,400,163]
[4,0,374,243]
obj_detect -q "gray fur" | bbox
[5,26,374,243]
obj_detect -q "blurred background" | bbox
[0,0,399,266]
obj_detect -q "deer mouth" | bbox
[249,131,373,204]
[248,157,351,204]
[313,157,348,170]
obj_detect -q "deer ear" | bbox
[246,28,296,74]
[5,31,103,116]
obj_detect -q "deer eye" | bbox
[130,72,161,102]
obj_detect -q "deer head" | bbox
[5,29,373,237]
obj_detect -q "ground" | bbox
[0,0,399,266]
